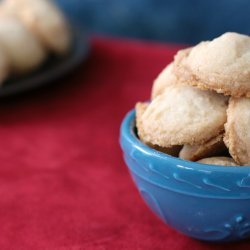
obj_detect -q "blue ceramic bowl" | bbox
[120,110,250,242]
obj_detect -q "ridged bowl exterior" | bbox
[120,110,250,242]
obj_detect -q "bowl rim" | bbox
[121,109,250,174]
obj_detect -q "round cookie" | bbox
[198,157,238,166]
[137,85,227,148]
[135,102,148,140]
[173,33,250,97]
[0,15,46,73]
[151,63,176,99]
[179,134,227,161]
[224,97,250,165]
[136,102,181,157]
[3,0,71,54]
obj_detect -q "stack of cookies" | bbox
[0,0,71,84]
[136,32,250,166]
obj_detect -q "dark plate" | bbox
[0,28,89,97]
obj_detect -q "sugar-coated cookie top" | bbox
[174,32,250,97]
[139,84,227,147]
[188,32,250,83]
[151,63,176,99]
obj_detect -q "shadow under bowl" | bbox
[120,109,250,242]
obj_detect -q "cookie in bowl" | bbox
[137,84,227,148]
[133,32,250,166]
[197,157,238,166]
[173,33,250,97]
[179,134,227,161]
[136,102,181,157]
[224,97,250,165]
[120,32,250,242]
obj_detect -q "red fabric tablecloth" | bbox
[0,37,249,249]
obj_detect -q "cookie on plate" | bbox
[198,157,238,166]
[224,97,250,165]
[179,133,227,161]
[137,84,227,148]
[173,33,250,97]
[3,0,71,54]
[136,102,181,157]
[0,15,46,73]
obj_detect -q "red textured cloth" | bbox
[0,37,249,249]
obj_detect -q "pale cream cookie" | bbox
[135,102,181,157]
[179,134,227,161]
[0,15,46,73]
[151,63,176,99]
[3,0,71,54]
[173,33,250,97]
[224,97,250,165]
[152,62,188,99]
[135,102,148,141]
[198,157,238,166]
[136,85,227,148]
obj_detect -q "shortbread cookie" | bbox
[3,0,71,54]
[0,15,46,73]
[137,85,227,148]
[198,157,238,166]
[151,63,176,99]
[224,97,250,165]
[136,102,181,157]
[174,33,250,97]
[179,134,227,161]
[135,102,148,140]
